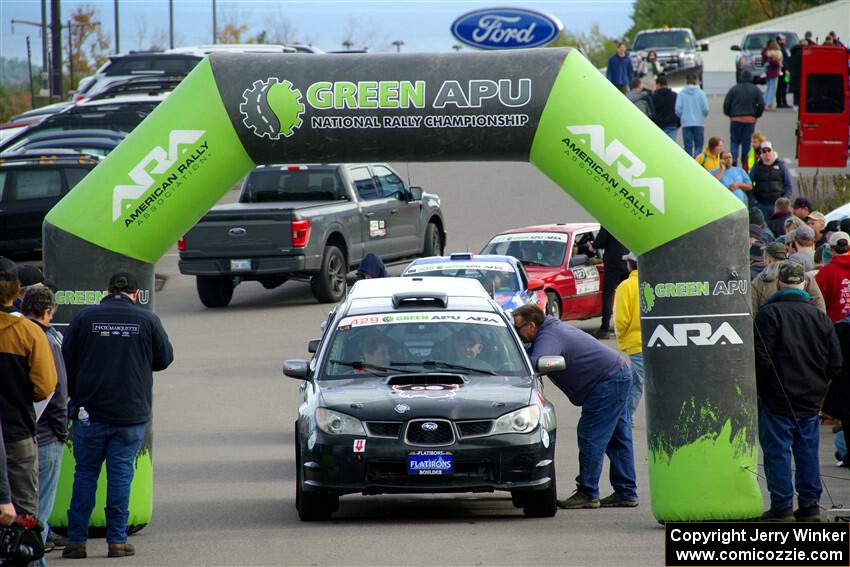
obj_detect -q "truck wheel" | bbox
[311,245,347,303]
[522,464,557,518]
[423,222,442,257]
[546,291,561,319]
[196,276,233,308]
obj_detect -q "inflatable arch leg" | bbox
[45,48,761,523]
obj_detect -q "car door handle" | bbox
[365,212,375,217]
[390,208,398,214]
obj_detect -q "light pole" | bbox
[168,0,174,49]
[452,44,462,52]
[342,39,353,50]
[212,0,217,43]
[392,40,404,53]
[114,0,119,53]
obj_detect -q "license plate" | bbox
[408,451,453,476]
[230,259,251,271]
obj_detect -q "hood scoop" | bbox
[386,374,465,386]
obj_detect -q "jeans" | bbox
[729,121,755,167]
[682,126,704,158]
[4,437,38,516]
[764,78,778,109]
[38,441,64,567]
[576,365,637,499]
[757,400,821,510]
[68,421,147,544]
[626,353,645,422]
[662,126,678,142]
[835,430,847,459]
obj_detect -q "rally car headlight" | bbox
[316,408,366,435]
[492,405,541,434]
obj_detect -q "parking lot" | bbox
[59,97,840,566]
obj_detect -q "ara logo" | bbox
[647,322,744,347]
[565,125,665,214]
[240,78,305,140]
[112,130,206,223]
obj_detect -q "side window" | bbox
[351,167,380,201]
[805,74,845,114]
[64,168,91,191]
[9,169,63,201]
[0,172,6,201]
[373,165,405,199]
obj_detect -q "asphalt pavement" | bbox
[53,95,849,566]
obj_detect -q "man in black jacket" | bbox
[749,141,793,222]
[754,263,842,522]
[651,75,679,140]
[61,273,173,559]
[723,69,765,169]
[593,228,629,340]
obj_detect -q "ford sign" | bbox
[451,7,563,50]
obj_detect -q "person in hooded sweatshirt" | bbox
[723,69,765,169]
[815,232,850,323]
[651,75,679,141]
[355,253,388,280]
[674,73,709,157]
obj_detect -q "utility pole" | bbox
[67,19,73,92]
[114,0,119,53]
[26,36,35,108]
[169,0,174,49]
[392,40,404,53]
[41,0,49,95]
[212,0,217,44]
[342,39,353,50]
[50,0,62,98]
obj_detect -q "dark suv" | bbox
[0,150,99,258]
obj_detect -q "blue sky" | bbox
[1,0,634,62]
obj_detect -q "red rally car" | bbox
[479,223,604,321]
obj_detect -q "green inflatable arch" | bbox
[44,48,761,525]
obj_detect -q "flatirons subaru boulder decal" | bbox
[451,7,563,50]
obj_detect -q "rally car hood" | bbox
[523,265,562,281]
[318,373,533,421]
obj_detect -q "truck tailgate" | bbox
[183,208,293,257]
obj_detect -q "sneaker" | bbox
[600,493,639,508]
[62,544,88,559]
[558,488,600,509]
[48,531,68,550]
[760,507,793,521]
[794,506,821,522]
[108,543,136,558]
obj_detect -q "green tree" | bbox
[549,24,621,69]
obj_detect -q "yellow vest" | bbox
[614,270,642,355]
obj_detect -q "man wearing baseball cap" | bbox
[754,262,842,521]
[815,231,850,322]
[61,273,173,559]
[749,141,793,222]
[805,211,828,262]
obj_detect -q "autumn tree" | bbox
[65,4,111,92]
[549,24,621,69]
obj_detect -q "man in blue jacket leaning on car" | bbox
[512,304,638,510]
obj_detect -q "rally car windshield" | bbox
[321,312,528,380]
[481,233,567,268]
[402,262,519,294]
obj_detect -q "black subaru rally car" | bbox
[283,276,563,521]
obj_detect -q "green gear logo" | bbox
[239,78,305,140]
[640,282,655,314]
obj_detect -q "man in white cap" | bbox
[613,251,643,423]
[815,231,850,323]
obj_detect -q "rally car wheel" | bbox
[296,442,339,521]
[545,291,561,319]
[522,465,557,518]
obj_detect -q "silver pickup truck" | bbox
[178,163,445,307]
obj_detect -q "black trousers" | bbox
[600,269,628,330]
[777,77,788,107]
